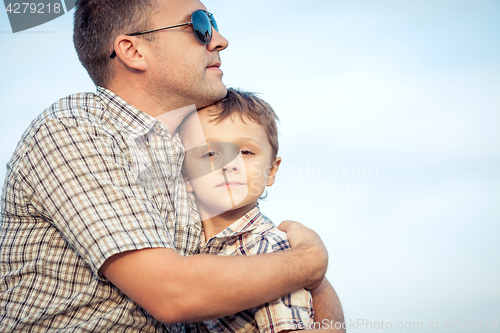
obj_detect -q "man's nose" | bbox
[207,27,229,51]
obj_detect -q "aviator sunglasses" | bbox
[110,9,218,58]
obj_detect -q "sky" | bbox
[1,1,499,332]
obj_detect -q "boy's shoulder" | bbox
[249,214,291,253]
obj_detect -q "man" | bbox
[0,0,344,331]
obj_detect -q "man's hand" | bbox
[278,220,329,290]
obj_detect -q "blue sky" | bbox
[1,1,499,331]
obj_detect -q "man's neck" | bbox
[105,81,196,134]
[155,105,196,134]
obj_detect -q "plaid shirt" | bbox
[199,206,314,333]
[0,87,201,332]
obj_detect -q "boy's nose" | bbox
[222,165,238,173]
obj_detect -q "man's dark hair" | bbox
[73,0,157,87]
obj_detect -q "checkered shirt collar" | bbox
[96,86,158,139]
[211,205,265,240]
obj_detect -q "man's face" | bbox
[146,0,228,110]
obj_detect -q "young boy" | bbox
[179,88,315,333]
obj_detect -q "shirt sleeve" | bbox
[251,228,315,332]
[18,116,173,280]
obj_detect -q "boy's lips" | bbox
[217,180,244,188]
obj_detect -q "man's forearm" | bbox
[101,243,327,324]
[177,246,326,321]
[311,278,345,332]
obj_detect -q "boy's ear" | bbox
[181,170,194,192]
[112,35,148,72]
[185,179,194,192]
[185,180,194,192]
[266,157,282,187]
[183,173,194,192]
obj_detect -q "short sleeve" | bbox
[251,228,314,332]
[254,289,314,333]
[20,117,173,279]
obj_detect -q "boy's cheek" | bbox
[248,161,266,178]
[248,179,263,196]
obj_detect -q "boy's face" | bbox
[181,107,281,217]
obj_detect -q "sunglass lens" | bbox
[209,13,218,33]
[192,10,212,44]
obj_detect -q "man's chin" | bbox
[196,84,228,110]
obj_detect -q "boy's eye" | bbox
[240,150,254,156]
[201,151,219,158]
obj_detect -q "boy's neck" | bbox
[199,201,258,241]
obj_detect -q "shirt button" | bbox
[153,122,169,136]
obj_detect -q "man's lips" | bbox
[207,62,222,73]
[207,62,221,68]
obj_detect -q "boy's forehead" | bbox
[179,108,215,136]
[200,106,254,126]
[199,105,222,120]
[181,105,267,142]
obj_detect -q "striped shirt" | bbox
[199,206,314,333]
[0,87,201,332]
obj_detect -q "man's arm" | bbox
[30,114,328,325]
[100,221,328,325]
[310,278,346,332]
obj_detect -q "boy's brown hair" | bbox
[205,88,280,160]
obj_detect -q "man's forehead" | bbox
[156,0,208,20]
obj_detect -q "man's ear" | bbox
[112,35,148,71]
[266,157,282,187]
